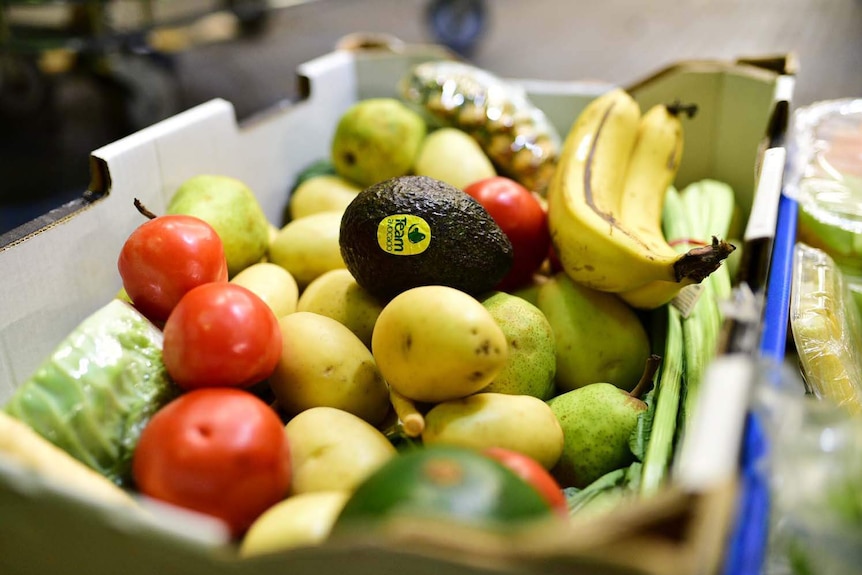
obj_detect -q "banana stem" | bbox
[673,237,736,283]
[389,388,425,438]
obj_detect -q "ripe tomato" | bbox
[162,283,282,390]
[463,177,551,291]
[483,447,568,516]
[118,214,228,323]
[133,388,291,537]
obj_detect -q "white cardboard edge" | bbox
[674,354,756,490]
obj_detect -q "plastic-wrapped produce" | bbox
[755,365,862,575]
[3,299,179,487]
[785,99,862,317]
[400,60,560,194]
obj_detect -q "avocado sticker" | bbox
[377,214,431,255]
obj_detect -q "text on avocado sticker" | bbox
[377,215,431,255]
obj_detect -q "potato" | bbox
[371,285,508,403]
[270,311,390,425]
[284,407,396,495]
[240,491,349,557]
[296,269,383,349]
[422,392,565,470]
[268,211,346,288]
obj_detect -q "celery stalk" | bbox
[638,182,737,494]
[640,304,685,496]
[677,180,737,444]
[637,186,688,494]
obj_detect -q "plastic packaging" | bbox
[789,242,862,415]
[755,363,862,575]
[399,60,561,194]
[785,99,862,318]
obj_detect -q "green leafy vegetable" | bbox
[3,299,179,487]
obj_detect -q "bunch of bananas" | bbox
[546,88,735,310]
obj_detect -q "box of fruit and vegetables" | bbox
[0,42,795,575]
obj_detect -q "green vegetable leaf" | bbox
[564,464,643,518]
[3,300,179,487]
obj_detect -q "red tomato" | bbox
[162,283,282,390]
[483,447,568,516]
[133,388,291,537]
[118,214,228,323]
[547,243,564,274]
[463,177,551,291]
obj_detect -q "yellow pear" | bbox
[371,285,508,403]
[289,175,361,220]
[296,269,383,349]
[422,392,564,470]
[240,491,350,557]
[284,407,396,494]
[268,211,346,289]
[270,312,390,424]
[413,127,496,190]
[230,262,299,318]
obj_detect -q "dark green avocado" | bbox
[339,175,514,301]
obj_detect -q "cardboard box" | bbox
[0,44,793,575]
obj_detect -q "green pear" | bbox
[509,274,549,308]
[331,98,426,187]
[167,174,270,277]
[479,291,556,400]
[547,356,659,488]
[413,127,496,190]
[537,272,651,393]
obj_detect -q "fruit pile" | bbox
[0,59,742,557]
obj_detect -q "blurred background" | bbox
[1,0,861,234]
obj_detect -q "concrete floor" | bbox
[2,0,862,232]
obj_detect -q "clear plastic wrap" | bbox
[399,60,561,194]
[785,99,862,318]
[755,364,862,575]
[789,242,862,415]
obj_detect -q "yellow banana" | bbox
[617,103,688,309]
[548,89,733,294]
[619,103,685,251]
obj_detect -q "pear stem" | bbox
[389,387,425,438]
[630,354,662,400]
[134,198,158,220]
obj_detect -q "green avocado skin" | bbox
[3,300,179,487]
[330,445,551,536]
[339,175,514,301]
